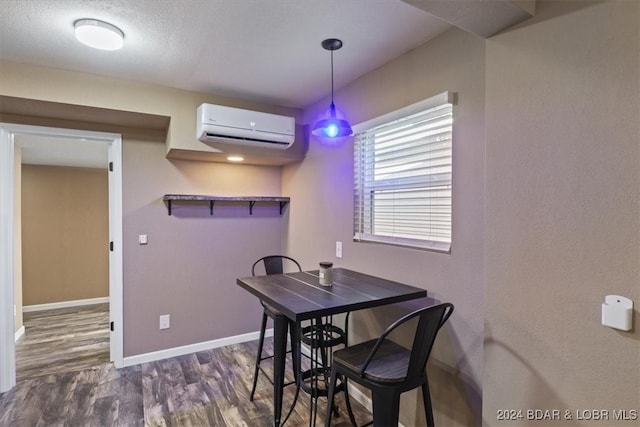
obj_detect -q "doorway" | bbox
[0,124,123,393]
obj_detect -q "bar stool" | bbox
[249,255,301,402]
[285,314,357,427]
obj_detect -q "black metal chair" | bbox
[249,255,302,402]
[324,302,454,427]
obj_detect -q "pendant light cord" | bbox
[330,49,334,105]
[311,37,353,137]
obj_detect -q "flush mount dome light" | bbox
[312,38,353,138]
[74,19,124,50]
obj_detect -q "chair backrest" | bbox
[407,302,453,378]
[361,303,454,379]
[252,255,302,276]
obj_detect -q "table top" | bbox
[237,267,427,321]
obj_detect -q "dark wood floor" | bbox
[15,303,110,382]
[1,305,371,426]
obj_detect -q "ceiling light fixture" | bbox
[74,19,124,51]
[227,155,244,162]
[311,38,353,138]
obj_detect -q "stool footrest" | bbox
[300,368,345,397]
[301,323,346,348]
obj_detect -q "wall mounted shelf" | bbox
[162,194,290,216]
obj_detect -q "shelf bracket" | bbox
[279,201,287,215]
[167,200,172,216]
[249,201,256,215]
[210,200,215,215]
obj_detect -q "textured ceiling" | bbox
[0,0,451,110]
[2,1,533,167]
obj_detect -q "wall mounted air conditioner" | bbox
[197,103,295,149]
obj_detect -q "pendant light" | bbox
[312,38,353,138]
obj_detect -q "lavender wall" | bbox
[284,27,486,426]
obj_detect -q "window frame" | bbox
[352,91,453,253]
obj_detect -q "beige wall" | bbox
[484,0,639,424]
[0,60,302,156]
[21,165,109,305]
[285,27,486,426]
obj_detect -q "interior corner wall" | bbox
[21,165,109,305]
[286,27,486,426]
[484,0,639,424]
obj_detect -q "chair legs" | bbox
[324,367,358,427]
[371,390,401,427]
[250,310,298,404]
[422,381,435,427]
[250,311,269,401]
[342,378,358,427]
[326,380,433,427]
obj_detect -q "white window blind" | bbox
[353,92,453,252]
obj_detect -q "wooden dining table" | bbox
[236,267,427,427]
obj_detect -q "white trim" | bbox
[22,297,110,313]
[346,383,372,412]
[14,326,25,342]
[0,126,16,392]
[108,136,123,368]
[352,91,452,134]
[123,328,274,367]
[0,123,123,393]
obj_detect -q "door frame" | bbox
[0,123,123,392]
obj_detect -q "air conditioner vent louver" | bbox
[203,133,291,146]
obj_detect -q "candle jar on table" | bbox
[319,262,333,286]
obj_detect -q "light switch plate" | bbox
[336,241,343,259]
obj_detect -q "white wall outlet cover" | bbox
[138,234,148,245]
[159,314,170,329]
[601,295,633,331]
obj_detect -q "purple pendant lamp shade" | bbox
[311,38,353,138]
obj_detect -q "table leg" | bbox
[290,321,301,386]
[272,314,288,427]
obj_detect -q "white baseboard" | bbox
[23,297,109,313]
[123,328,274,367]
[346,383,371,412]
[14,325,24,342]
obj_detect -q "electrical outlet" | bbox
[139,234,148,245]
[159,314,170,330]
[336,241,343,259]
